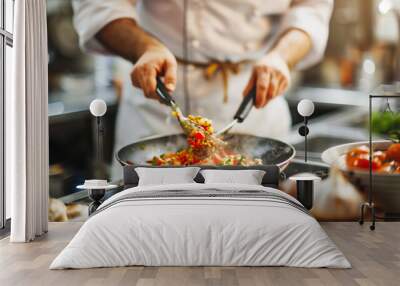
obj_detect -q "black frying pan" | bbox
[117,133,296,171]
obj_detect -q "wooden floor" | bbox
[0,222,399,286]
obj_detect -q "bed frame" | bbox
[88,165,281,215]
[123,165,280,189]
[88,165,317,215]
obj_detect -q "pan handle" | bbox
[116,155,129,167]
[233,86,256,123]
[155,76,175,106]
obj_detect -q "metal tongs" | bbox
[155,77,218,139]
[155,76,255,138]
[155,77,188,132]
[215,86,256,136]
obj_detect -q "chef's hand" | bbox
[243,51,291,109]
[131,44,177,100]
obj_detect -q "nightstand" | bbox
[77,180,118,215]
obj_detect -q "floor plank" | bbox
[0,222,399,286]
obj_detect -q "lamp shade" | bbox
[90,99,107,117]
[297,99,314,117]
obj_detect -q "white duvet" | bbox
[50,183,350,269]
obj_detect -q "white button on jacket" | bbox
[72,0,333,179]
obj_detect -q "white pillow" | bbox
[135,167,200,186]
[200,169,266,185]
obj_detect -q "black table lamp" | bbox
[290,99,319,210]
[89,99,107,164]
[297,99,315,162]
[80,99,114,215]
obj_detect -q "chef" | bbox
[73,0,333,178]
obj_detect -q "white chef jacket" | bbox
[72,0,333,179]
[74,0,332,68]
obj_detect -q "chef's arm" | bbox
[270,28,312,70]
[244,0,333,109]
[96,18,157,63]
[243,28,312,108]
[96,18,177,99]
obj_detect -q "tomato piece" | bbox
[346,146,386,171]
[194,132,205,141]
[352,158,381,170]
[346,146,368,158]
[177,153,187,164]
[187,139,196,148]
[386,144,400,162]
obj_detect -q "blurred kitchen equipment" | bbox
[297,99,315,162]
[321,140,400,222]
[47,1,94,92]
[216,86,257,136]
[116,134,295,171]
[361,88,399,229]
[371,110,400,142]
[377,0,400,81]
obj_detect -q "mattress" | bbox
[50,183,351,269]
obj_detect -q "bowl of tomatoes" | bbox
[321,140,400,213]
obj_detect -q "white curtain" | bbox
[7,0,49,242]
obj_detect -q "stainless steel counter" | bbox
[48,87,118,123]
[287,86,368,107]
[287,107,370,161]
[285,86,380,163]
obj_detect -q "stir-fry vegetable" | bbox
[185,115,216,150]
[346,143,400,174]
[148,114,262,166]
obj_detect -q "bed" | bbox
[50,165,350,269]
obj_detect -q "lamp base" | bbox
[359,202,376,231]
[296,180,314,210]
[88,189,105,215]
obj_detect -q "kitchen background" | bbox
[47,0,400,222]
